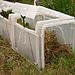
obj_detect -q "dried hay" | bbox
[44,30,72,64]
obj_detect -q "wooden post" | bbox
[34,0,40,6]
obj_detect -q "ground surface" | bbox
[0,36,40,75]
[0,36,75,75]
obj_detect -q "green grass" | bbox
[40,0,75,16]
[41,56,75,75]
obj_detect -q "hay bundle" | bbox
[44,31,72,64]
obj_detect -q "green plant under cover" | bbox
[0,10,13,19]
[17,17,34,30]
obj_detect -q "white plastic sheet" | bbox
[0,15,10,41]
[14,23,37,63]
[12,2,74,22]
[8,13,41,68]
[0,1,14,10]
[0,1,75,69]
[13,2,39,19]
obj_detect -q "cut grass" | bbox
[0,35,75,75]
[0,36,40,75]
[43,55,75,75]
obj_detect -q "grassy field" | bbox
[0,36,75,75]
[40,0,75,16]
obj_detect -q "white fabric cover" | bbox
[0,15,10,41]
[0,1,75,69]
